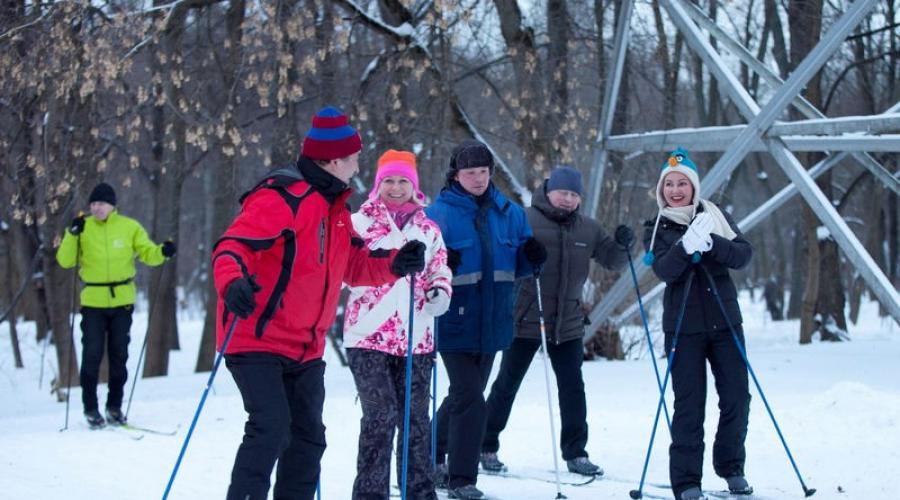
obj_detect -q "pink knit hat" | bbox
[368,149,426,205]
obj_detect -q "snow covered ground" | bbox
[1,293,897,499]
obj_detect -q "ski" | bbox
[86,424,145,441]
[116,423,179,436]
[704,490,764,499]
[482,469,598,487]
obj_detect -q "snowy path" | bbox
[1,297,897,499]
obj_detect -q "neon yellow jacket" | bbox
[56,210,166,308]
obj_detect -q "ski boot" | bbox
[105,407,127,426]
[479,452,507,473]
[85,409,105,429]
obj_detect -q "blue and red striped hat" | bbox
[301,106,362,161]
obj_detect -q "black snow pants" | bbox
[224,353,327,500]
[347,348,437,500]
[665,326,751,499]
[483,337,589,460]
[435,352,496,489]
[80,305,133,413]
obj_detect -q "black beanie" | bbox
[446,139,494,185]
[88,182,117,206]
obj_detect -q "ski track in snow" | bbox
[0,294,897,499]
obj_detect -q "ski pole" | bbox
[431,317,439,469]
[400,274,416,500]
[162,315,240,500]
[534,272,566,499]
[630,268,696,500]
[125,255,168,420]
[700,266,816,498]
[60,231,82,432]
[624,247,672,433]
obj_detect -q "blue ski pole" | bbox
[624,247,672,433]
[629,268,696,500]
[162,315,240,500]
[400,275,416,500]
[700,266,816,498]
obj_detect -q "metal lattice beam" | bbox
[586,0,899,337]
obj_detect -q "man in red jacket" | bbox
[212,106,426,500]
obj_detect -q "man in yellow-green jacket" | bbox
[56,182,177,428]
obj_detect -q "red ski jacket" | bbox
[213,166,398,362]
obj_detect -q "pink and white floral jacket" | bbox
[343,199,452,356]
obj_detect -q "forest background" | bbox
[1,0,897,393]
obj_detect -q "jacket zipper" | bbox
[318,218,326,264]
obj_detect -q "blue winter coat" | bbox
[425,184,533,353]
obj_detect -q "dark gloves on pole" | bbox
[69,215,86,236]
[392,240,426,277]
[446,247,462,275]
[224,277,262,318]
[161,240,177,257]
[614,224,635,251]
[523,237,548,267]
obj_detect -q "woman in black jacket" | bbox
[643,148,754,500]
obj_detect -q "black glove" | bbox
[522,237,547,266]
[446,247,462,275]
[224,277,262,318]
[614,224,635,250]
[161,240,177,257]
[69,215,86,236]
[391,240,426,277]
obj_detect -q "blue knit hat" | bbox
[645,147,702,265]
[301,106,362,160]
[546,166,583,195]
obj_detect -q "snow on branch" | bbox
[336,0,531,203]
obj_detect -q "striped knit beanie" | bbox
[301,106,362,161]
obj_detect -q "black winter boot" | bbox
[479,452,507,473]
[85,409,105,429]
[105,407,127,426]
[566,456,603,476]
[448,484,484,499]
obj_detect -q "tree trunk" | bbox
[197,0,246,372]
[143,2,194,377]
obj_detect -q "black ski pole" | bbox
[125,256,168,420]
[624,247,672,433]
[700,266,816,498]
[431,319,439,469]
[629,268,696,500]
[162,314,240,500]
[60,232,81,432]
[400,274,416,500]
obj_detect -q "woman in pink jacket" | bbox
[343,149,453,500]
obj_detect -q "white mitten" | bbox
[681,230,702,255]
[690,212,715,239]
[423,287,451,317]
[684,224,712,253]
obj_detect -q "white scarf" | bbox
[660,199,737,240]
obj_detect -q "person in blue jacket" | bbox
[425,139,547,499]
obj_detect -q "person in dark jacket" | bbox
[212,106,426,500]
[425,139,547,500]
[480,166,632,477]
[643,148,754,500]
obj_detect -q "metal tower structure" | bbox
[584,0,900,344]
